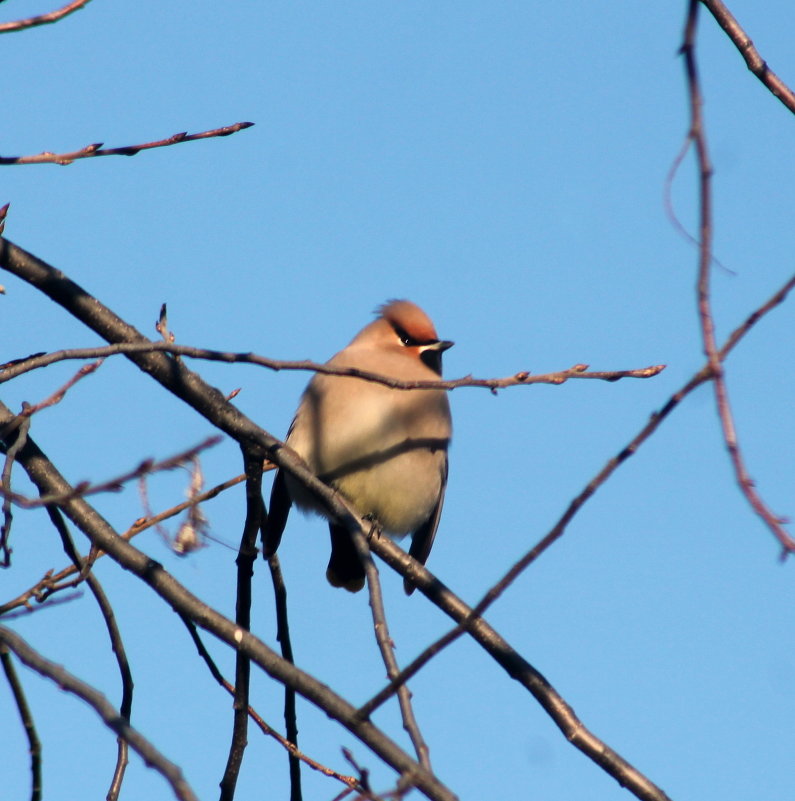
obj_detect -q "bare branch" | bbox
[1,413,30,566]
[0,470,249,617]
[683,2,794,556]
[351,526,431,771]
[0,340,665,392]
[20,360,102,419]
[179,613,359,792]
[0,122,254,165]
[0,0,92,34]
[360,267,795,719]
[266,553,303,798]
[1,435,222,509]
[1,410,456,801]
[1,644,42,801]
[219,451,262,801]
[0,626,198,801]
[46,506,134,801]
[700,0,795,114]
[0,240,673,801]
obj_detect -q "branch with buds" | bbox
[0,122,254,166]
[0,338,665,391]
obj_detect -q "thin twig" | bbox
[0,0,92,34]
[1,435,222,508]
[350,527,431,773]
[0,412,29,566]
[0,241,671,801]
[0,626,198,801]
[359,267,795,718]
[0,471,249,617]
[0,340,665,391]
[684,1,794,556]
[20,359,103,418]
[46,506,134,801]
[1,423,455,801]
[1,644,42,801]
[219,451,262,801]
[178,614,359,791]
[0,122,254,165]
[700,0,795,114]
[267,551,302,800]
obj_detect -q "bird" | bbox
[262,300,453,594]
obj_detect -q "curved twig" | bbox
[0,626,197,801]
[0,644,42,801]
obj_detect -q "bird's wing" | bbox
[262,468,292,557]
[404,454,448,595]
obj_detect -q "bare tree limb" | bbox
[700,0,795,114]
[219,451,262,801]
[0,625,197,801]
[0,122,254,165]
[0,470,248,617]
[360,265,795,718]
[46,506,134,801]
[1,413,30,566]
[178,613,359,792]
[0,238,673,801]
[1,435,222,509]
[0,0,92,34]
[0,410,457,801]
[0,643,42,801]
[683,2,795,556]
[0,340,665,393]
[266,552,303,799]
[351,526,431,771]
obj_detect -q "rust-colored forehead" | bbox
[377,300,438,340]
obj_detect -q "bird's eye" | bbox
[394,325,415,347]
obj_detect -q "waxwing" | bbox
[263,300,453,594]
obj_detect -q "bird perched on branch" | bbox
[263,300,453,594]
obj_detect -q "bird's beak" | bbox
[419,339,453,375]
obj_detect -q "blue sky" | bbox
[2,2,795,800]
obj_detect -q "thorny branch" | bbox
[0,122,254,165]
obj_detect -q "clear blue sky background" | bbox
[2,2,794,800]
